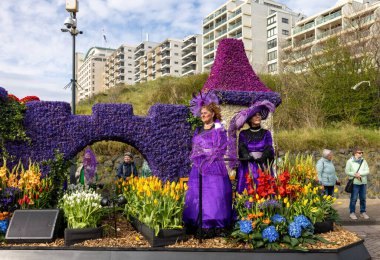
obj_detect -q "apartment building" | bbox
[134,41,159,83]
[202,0,297,73]
[76,47,115,103]
[182,35,203,76]
[134,39,182,83]
[281,0,380,72]
[104,44,136,89]
[266,10,302,73]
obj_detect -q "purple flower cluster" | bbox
[204,39,270,93]
[0,187,19,211]
[262,226,279,242]
[258,199,281,209]
[244,200,253,209]
[0,86,8,101]
[5,102,193,181]
[239,220,253,234]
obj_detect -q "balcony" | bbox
[317,26,342,40]
[293,21,315,35]
[316,10,342,26]
[215,18,227,28]
[203,26,214,34]
[203,46,214,55]
[203,58,214,65]
[215,29,227,39]
[182,40,196,49]
[345,14,375,29]
[294,36,315,47]
[182,58,196,67]
[203,14,214,25]
[229,8,242,20]
[214,6,227,19]
[229,20,242,32]
[204,36,214,44]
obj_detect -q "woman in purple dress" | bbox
[183,96,232,235]
[228,101,276,194]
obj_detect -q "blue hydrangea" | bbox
[288,222,302,238]
[294,215,312,229]
[0,220,9,234]
[271,214,286,224]
[239,220,253,234]
[262,226,279,242]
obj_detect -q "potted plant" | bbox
[59,185,104,246]
[117,176,188,247]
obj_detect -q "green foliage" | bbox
[41,150,73,207]
[0,98,29,158]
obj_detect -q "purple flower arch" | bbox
[5,101,192,181]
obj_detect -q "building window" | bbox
[175,70,179,73]
[174,44,179,47]
[175,61,179,64]
[282,18,289,24]
[128,49,132,52]
[267,16,276,26]
[174,53,179,56]
[267,51,277,61]
[267,39,277,49]
[267,27,276,38]
[282,29,289,35]
[268,62,277,73]
[92,81,95,85]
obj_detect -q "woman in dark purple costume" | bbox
[183,94,232,234]
[228,101,276,194]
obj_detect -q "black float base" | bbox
[0,240,371,260]
[130,216,187,247]
[64,227,103,246]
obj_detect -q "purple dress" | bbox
[183,123,232,229]
[236,128,274,193]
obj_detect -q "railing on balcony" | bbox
[293,21,315,34]
[294,36,315,47]
[203,14,214,24]
[229,20,242,31]
[316,10,342,25]
[214,6,227,18]
[345,14,375,29]
[317,26,342,39]
[216,29,227,38]
[183,40,196,49]
[204,36,214,44]
[215,18,227,28]
[203,58,214,65]
[229,8,241,20]
[203,46,214,55]
[203,26,214,34]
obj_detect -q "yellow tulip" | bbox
[286,202,290,208]
[284,197,289,204]
[154,199,158,205]
[255,194,259,200]
[334,188,338,193]
[249,197,254,203]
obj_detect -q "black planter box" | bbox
[64,227,103,246]
[130,216,187,247]
[314,220,334,234]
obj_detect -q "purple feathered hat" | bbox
[227,100,276,168]
[189,91,219,117]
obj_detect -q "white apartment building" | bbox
[182,34,203,76]
[104,44,136,89]
[202,0,297,73]
[134,39,182,83]
[76,47,115,103]
[266,10,302,73]
[134,41,159,83]
[281,0,380,72]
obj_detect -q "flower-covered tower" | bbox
[202,38,281,128]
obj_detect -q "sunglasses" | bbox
[356,152,363,154]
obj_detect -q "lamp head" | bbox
[64,16,76,29]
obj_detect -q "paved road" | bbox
[343,225,380,260]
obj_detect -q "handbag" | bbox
[345,159,363,193]
[344,179,354,193]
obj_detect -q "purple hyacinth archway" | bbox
[3,98,192,181]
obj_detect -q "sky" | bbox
[0,0,335,102]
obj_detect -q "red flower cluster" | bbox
[256,169,276,198]
[18,195,31,206]
[20,96,40,103]
[277,171,291,197]
[7,94,20,102]
[245,172,255,195]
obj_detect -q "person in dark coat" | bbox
[116,152,138,179]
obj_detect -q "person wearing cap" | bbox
[345,148,370,220]
[316,149,340,196]
[229,101,275,194]
[116,152,138,179]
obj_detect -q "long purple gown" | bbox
[183,123,232,229]
[236,128,274,193]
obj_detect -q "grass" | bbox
[76,74,380,153]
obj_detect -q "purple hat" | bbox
[189,91,219,117]
[226,100,275,168]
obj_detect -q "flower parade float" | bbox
[0,38,371,260]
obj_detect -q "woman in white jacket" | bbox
[345,148,370,220]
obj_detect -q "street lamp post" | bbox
[61,1,82,115]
